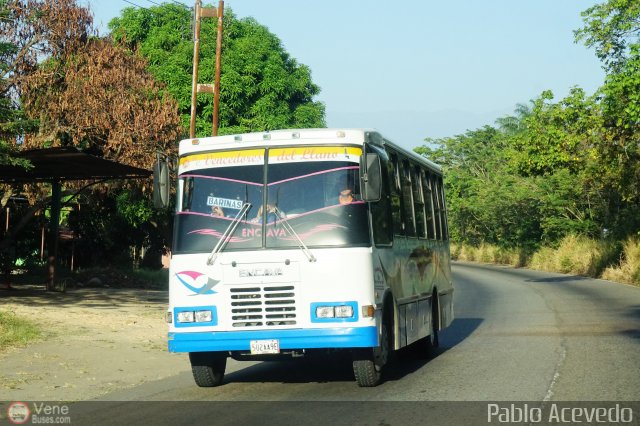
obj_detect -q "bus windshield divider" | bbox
[206,202,252,266]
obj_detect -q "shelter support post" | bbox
[47,179,61,291]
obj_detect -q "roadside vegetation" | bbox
[452,237,640,286]
[0,310,40,352]
[420,0,640,287]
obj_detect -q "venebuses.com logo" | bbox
[6,402,30,425]
[6,402,71,424]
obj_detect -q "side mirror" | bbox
[360,153,382,202]
[153,160,170,209]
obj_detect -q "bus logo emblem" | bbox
[175,270,219,295]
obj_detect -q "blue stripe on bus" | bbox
[168,326,378,353]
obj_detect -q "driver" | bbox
[339,188,354,205]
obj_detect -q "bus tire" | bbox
[429,292,440,350]
[352,309,391,387]
[189,351,227,387]
[352,358,380,387]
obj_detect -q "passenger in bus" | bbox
[211,205,225,217]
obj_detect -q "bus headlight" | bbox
[311,302,358,322]
[177,311,195,323]
[195,310,212,323]
[174,307,217,326]
[334,305,354,318]
[315,306,335,318]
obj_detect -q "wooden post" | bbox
[189,0,203,139]
[40,225,45,262]
[213,1,224,136]
[189,0,222,138]
[4,207,11,290]
[47,180,61,291]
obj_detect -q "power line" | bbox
[123,0,191,10]
[171,0,192,7]
[122,0,147,9]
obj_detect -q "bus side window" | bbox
[389,153,403,236]
[436,177,449,240]
[432,174,443,240]
[423,172,436,240]
[401,159,416,237]
[413,166,426,238]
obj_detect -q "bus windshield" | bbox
[173,146,370,254]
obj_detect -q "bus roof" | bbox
[179,128,442,173]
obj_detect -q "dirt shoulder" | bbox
[0,285,190,401]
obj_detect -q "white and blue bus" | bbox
[155,128,454,387]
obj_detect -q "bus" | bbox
[154,128,454,387]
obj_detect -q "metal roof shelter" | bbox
[0,147,151,182]
[0,147,152,290]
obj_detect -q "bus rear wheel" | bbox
[189,351,227,387]
[414,293,440,358]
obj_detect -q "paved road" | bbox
[73,262,640,424]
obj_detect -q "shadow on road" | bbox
[384,317,482,382]
[622,305,640,341]
[223,317,483,386]
[524,275,590,283]
[0,284,167,308]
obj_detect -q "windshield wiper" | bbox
[274,206,317,262]
[207,202,252,266]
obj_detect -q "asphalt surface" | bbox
[67,262,640,425]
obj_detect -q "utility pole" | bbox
[189,0,225,139]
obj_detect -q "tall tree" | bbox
[108,3,326,137]
[1,0,182,269]
[576,0,640,236]
[597,45,640,202]
[575,0,640,72]
[416,126,544,248]
[510,88,601,177]
[21,38,181,169]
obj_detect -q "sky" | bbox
[85,0,606,151]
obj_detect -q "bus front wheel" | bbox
[352,314,391,387]
[189,351,227,387]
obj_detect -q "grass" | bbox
[451,243,529,267]
[529,235,619,277]
[452,236,639,286]
[0,310,41,352]
[601,238,640,285]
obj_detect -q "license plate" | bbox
[250,339,280,354]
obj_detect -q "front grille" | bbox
[230,285,297,327]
